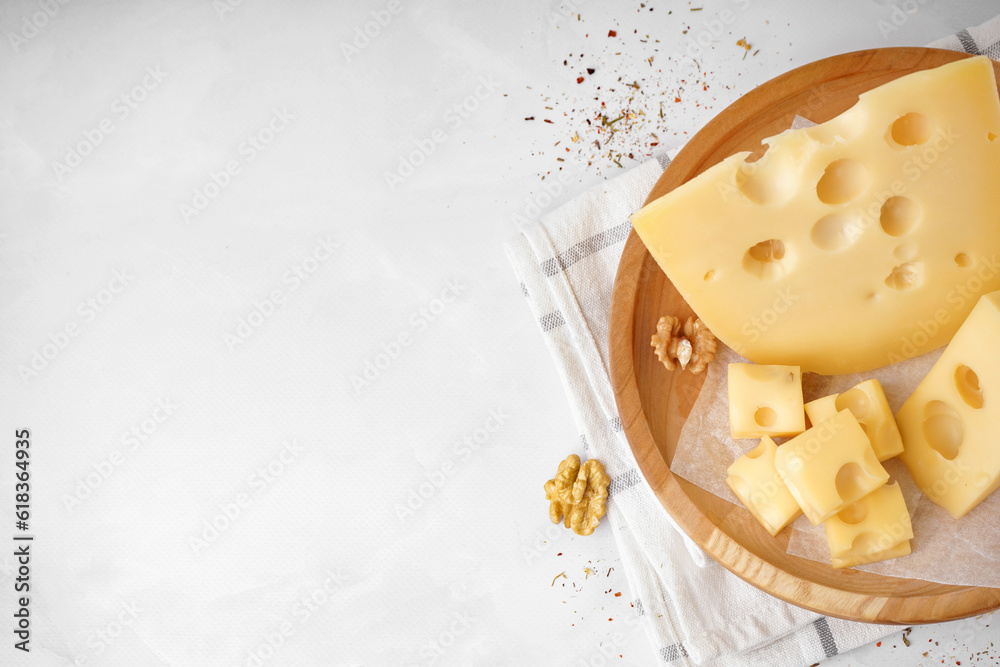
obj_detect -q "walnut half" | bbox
[544,455,610,536]
[651,315,717,374]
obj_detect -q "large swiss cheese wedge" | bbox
[897,290,1000,519]
[632,56,1000,374]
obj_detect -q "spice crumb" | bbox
[608,30,617,37]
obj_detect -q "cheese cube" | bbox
[631,56,1000,374]
[824,482,913,569]
[774,410,889,525]
[726,437,802,536]
[832,540,911,570]
[727,364,805,439]
[804,379,904,461]
[898,290,1000,518]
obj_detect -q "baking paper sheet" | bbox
[670,343,1000,587]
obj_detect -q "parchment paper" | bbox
[669,342,1000,587]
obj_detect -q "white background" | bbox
[1,0,999,665]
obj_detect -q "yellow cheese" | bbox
[824,482,913,569]
[804,379,904,461]
[726,437,802,536]
[631,56,1000,375]
[774,409,889,525]
[897,290,1000,518]
[831,539,911,569]
[727,364,805,439]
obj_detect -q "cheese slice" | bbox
[831,539,911,569]
[824,482,913,569]
[631,56,1000,374]
[804,379,904,461]
[727,363,805,439]
[774,409,889,525]
[726,436,802,536]
[898,290,1000,518]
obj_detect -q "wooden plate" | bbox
[609,47,1000,624]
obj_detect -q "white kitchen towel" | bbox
[504,15,1000,667]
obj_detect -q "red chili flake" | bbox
[608,30,617,37]
[577,77,584,84]
[608,617,613,621]
[649,142,659,147]
[674,97,681,103]
[557,553,562,556]
[614,592,621,597]
[544,119,553,124]
[524,116,535,121]
[877,642,881,647]
[587,68,595,75]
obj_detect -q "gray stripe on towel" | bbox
[540,222,631,276]
[814,617,838,658]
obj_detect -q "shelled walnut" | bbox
[544,454,610,536]
[651,315,717,374]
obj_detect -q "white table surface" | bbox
[2,0,1000,665]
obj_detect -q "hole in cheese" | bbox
[742,239,789,279]
[879,196,921,236]
[893,243,918,261]
[835,388,871,419]
[922,400,964,460]
[735,158,797,205]
[835,462,874,504]
[754,407,777,428]
[704,269,716,282]
[884,262,922,291]
[744,440,767,459]
[990,132,999,142]
[811,212,864,252]
[955,365,984,409]
[955,253,972,267]
[837,501,869,525]
[816,159,869,205]
[850,531,886,558]
[890,112,934,146]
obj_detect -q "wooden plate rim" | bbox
[609,46,1000,624]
